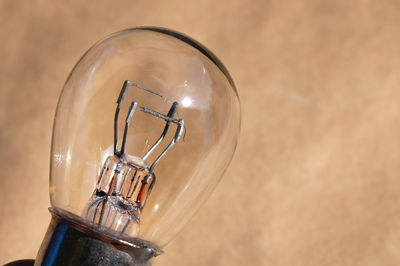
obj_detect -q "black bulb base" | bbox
[34,208,161,266]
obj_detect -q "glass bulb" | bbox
[49,27,240,249]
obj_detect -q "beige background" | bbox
[2,0,400,265]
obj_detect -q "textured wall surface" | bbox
[2,1,400,265]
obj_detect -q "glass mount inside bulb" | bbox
[85,80,184,235]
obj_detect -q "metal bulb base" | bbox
[35,208,161,266]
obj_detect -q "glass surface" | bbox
[50,27,240,246]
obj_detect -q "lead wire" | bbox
[99,97,136,225]
[140,176,156,210]
[142,102,179,160]
[120,101,138,156]
[126,170,138,199]
[138,120,183,211]
[114,80,130,155]
[148,119,184,174]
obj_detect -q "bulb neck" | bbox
[35,208,161,266]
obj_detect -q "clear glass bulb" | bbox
[50,27,240,248]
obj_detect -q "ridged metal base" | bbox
[35,208,160,266]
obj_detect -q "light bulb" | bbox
[35,27,240,265]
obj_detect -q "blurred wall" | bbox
[2,1,400,265]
